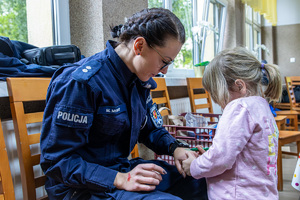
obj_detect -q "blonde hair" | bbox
[202,47,282,108]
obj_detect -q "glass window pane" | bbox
[253,29,258,47]
[245,5,252,20]
[245,23,251,50]
[253,11,261,25]
[203,2,215,62]
[253,29,261,59]
[172,0,193,69]
[196,0,205,23]
[0,0,53,46]
[148,0,164,8]
[0,0,28,42]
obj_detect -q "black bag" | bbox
[22,45,81,66]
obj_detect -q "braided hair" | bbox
[110,8,185,47]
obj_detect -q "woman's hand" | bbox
[173,147,198,178]
[182,151,197,176]
[113,163,166,191]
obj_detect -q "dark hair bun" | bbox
[110,24,123,38]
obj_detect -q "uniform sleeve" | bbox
[190,102,256,179]
[40,76,117,192]
[138,98,176,156]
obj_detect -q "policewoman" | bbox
[40,8,207,199]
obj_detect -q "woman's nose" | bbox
[159,66,169,74]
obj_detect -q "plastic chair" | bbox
[186,77,213,114]
[0,119,15,200]
[151,77,172,116]
[7,77,50,200]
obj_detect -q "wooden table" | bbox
[277,130,300,191]
[276,110,299,131]
[275,115,287,130]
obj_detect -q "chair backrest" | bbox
[285,76,300,110]
[186,77,213,113]
[151,77,172,116]
[7,77,50,200]
[0,119,15,200]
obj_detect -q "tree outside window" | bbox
[0,0,28,42]
[148,0,227,72]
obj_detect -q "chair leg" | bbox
[277,140,283,191]
[292,115,298,131]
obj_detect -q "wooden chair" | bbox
[285,76,300,112]
[0,119,15,200]
[151,77,172,116]
[274,115,287,130]
[273,76,300,110]
[130,144,139,158]
[7,77,50,200]
[186,77,213,113]
[274,76,300,130]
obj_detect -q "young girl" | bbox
[182,47,282,199]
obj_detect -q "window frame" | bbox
[52,0,71,45]
[245,5,262,60]
[200,0,227,63]
[150,0,227,77]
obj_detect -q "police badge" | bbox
[150,103,163,128]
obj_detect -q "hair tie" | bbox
[261,63,265,69]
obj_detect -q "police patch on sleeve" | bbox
[150,103,163,128]
[54,105,93,129]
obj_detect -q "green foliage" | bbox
[148,0,163,8]
[195,61,210,67]
[172,0,193,69]
[0,0,28,42]
[148,0,194,69]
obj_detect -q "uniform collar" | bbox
[106,40,137,87]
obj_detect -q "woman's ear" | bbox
[133,37,146,56]
[235,79,247,95]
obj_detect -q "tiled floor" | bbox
[279,143,300,200]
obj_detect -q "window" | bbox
[245,4,263,60]
[0,0,70,47]
[0,0,28,42]
[148,0,227,76]
[201,0,227,64]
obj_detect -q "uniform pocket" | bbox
[95,114,127,135]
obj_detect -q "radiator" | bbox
[170,97,214,115]
[170,97,191,115]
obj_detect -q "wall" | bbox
[223,0,245,49]
[262,0,300,81]
[69,0,147,57]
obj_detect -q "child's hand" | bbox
[182,151,197,176]
[195,145,206,155]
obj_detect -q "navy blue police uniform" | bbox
[40,41,207,200]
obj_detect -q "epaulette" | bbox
[141,77,157,89]
[72,59,102,83]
